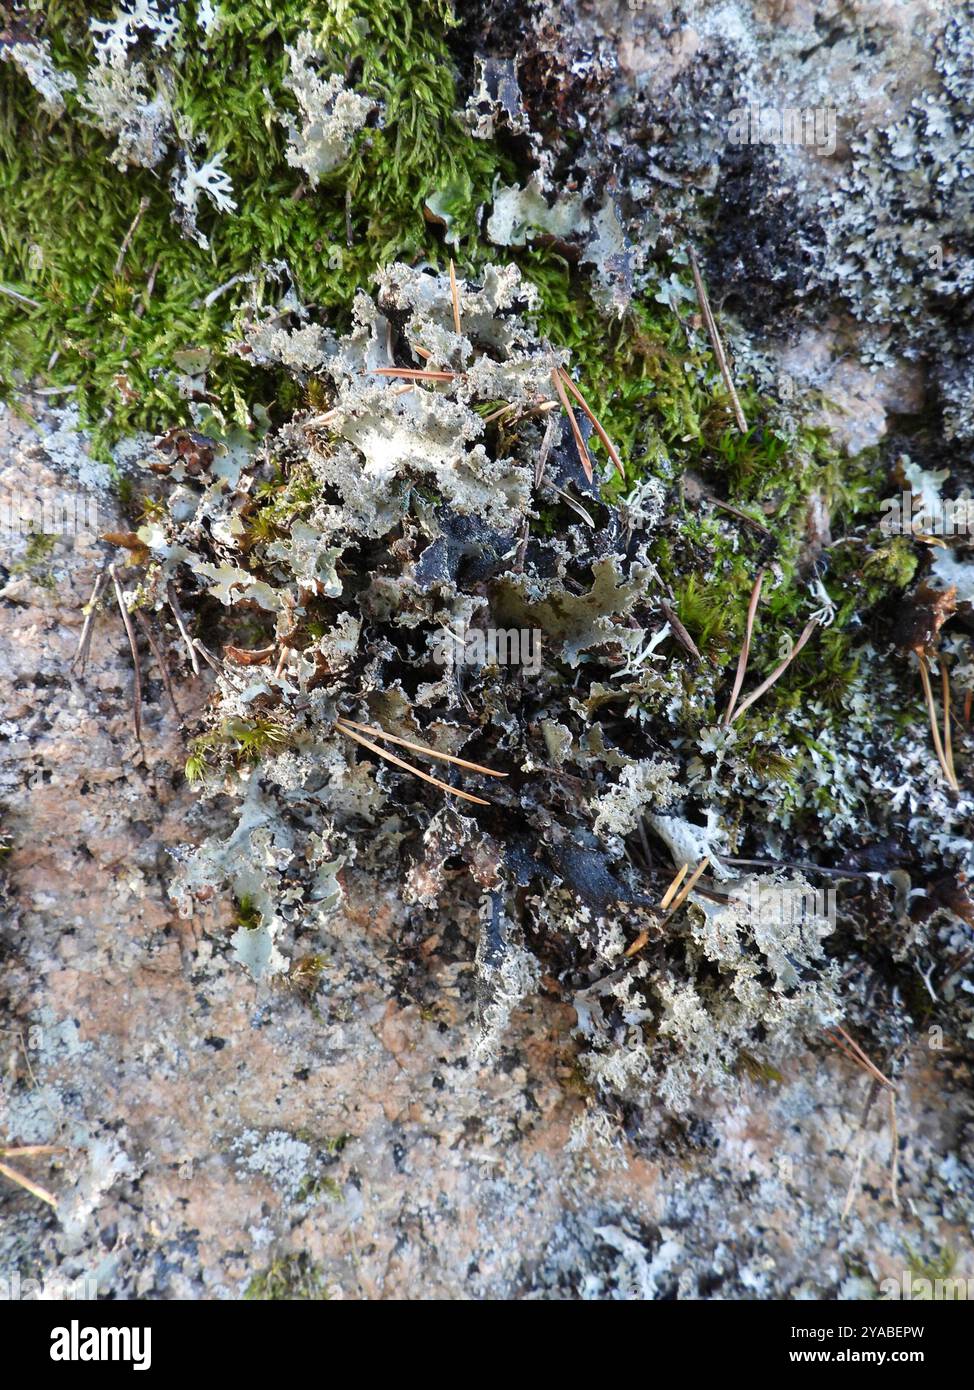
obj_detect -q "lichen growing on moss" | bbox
[0,1,507,444]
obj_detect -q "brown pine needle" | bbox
[942,662,957,786]
[888,1089,900,1210]
[109,563,142,744]
[624,860,695,959]
[918,655,958,791]
[730,618,818,724]
[136,612,180,720]
[557,368,625,481]
[723,569,764,725]
[0,1144,64,1157]
[841,1124,870,1223]
[335,717,506,778]
[659,600,703,666]
[72,568,107,674]
[825,1024,896,1091]
[687,245,748,434]
[336,721,491,806]
[167,581,200,675]
[659,862,690,910]
[371,366,456,382]
[709,496,772,536]
[0,1159,58,1208]
[449,259,462,336]
[665,857,710,917]
[551,368,592,482]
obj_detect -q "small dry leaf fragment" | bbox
[894,581,957,657]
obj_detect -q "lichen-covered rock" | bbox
[3,0,974,1304]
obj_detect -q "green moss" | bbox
[244,463,322,546]
[186,714,290,782]
[0,1,509,446]
[244,1253,329,1300]
[521,252,703,487]
[905,1244,956,1283]
[234,894,262,933]
[737,1053,785,1085]
[295,1173,342,1204]
[11,530,57,587]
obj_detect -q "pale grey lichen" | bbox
[1,38,77,116]
[589,759,680,840]
[130,251,970,1130]
[79,58,171,169]
[280,33,378,185]
[171,150,237,247]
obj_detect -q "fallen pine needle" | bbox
[888,1089,900,1210]
[167,581,200,676]
[665,857,710,916]
[825,1024,896,1091]
[371,366,456,382]
[841,1120,870,1223]
[659,600,703,666]
[0,1145,64,1158]
[0,1159,57,1208]
[688,245,748,434]
[192,639,226,676]
[136,612,180,720]
[942,661,957,787]
[659,862,690,910]
[71,568,108,674]
[449,259,462,336]
[336,716,506,778]
[730,618,818,724]
[709,496,772,536]
[624,928,651,958]
[336,721,491,806]
[109,563,142,743]
[723,569,764,725]
[551,368,592,482]
[557,368,625,481]
[918,655,958,792]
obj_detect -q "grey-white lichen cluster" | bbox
[115,258,883,1124]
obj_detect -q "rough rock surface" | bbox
[1,401,971,1300]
